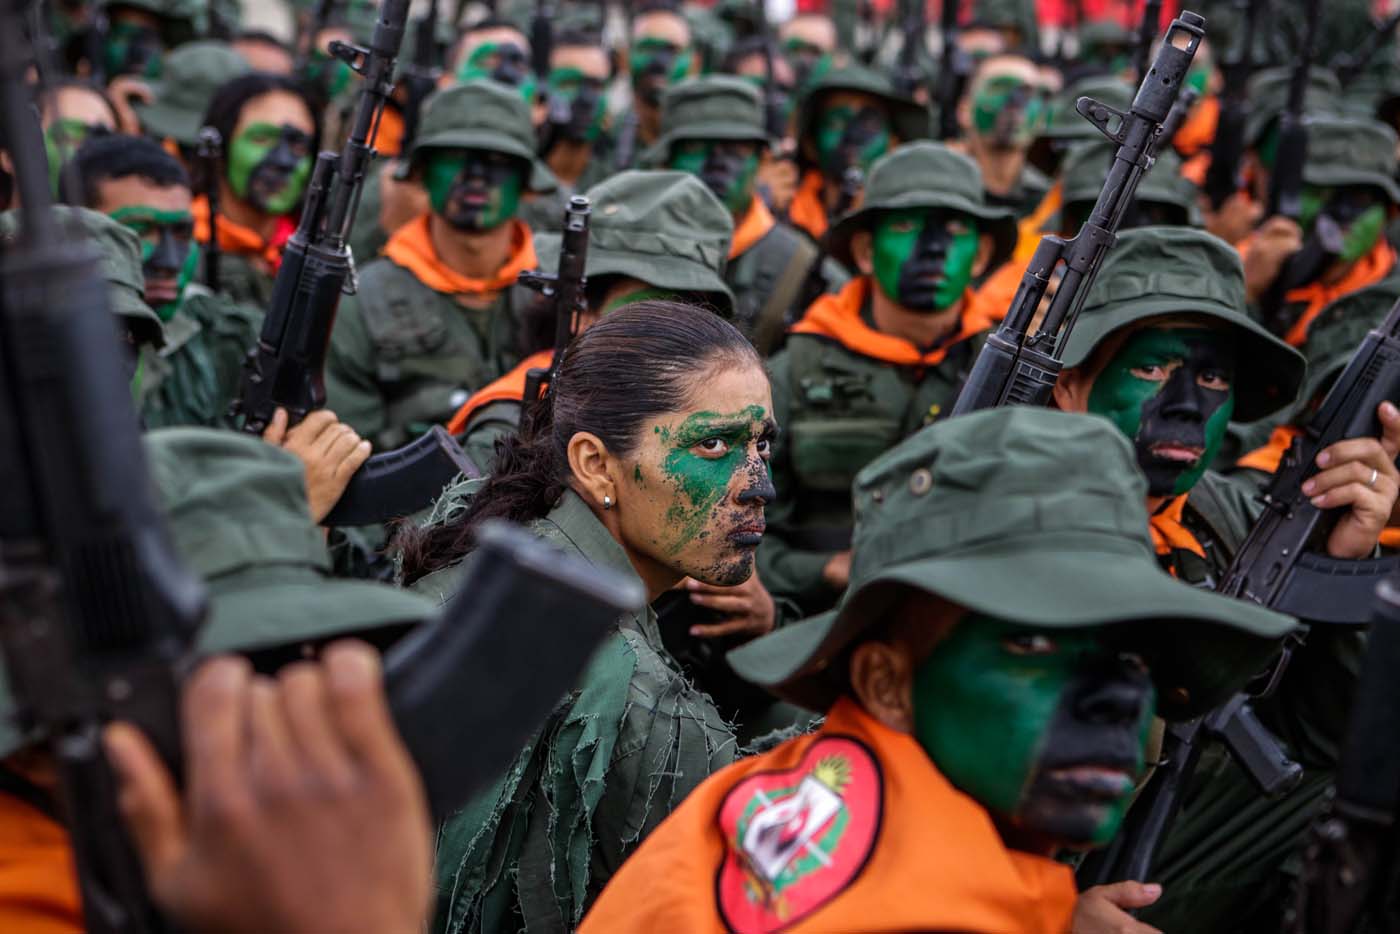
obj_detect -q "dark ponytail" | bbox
[398,301,759,583]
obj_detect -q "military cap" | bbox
[826,141,1018,271]
[541,170,735,315]
[793,63,930,166]
[728,407,1299,718]
[1298,115,1400,204]
[134,40,251,146]
[1060,226,1305,422]
[1244,66,1341,149]
[406,80,557,193]
[1058,139,1201,227]
[641,75,771,167]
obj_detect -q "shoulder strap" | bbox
[752,234,820,356]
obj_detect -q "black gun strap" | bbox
[0,763,60,822]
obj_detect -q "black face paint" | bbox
[146,224,190,276]
[815,105,890,183]
[894,216,958,312]
[557,77,606,142]
[488,42,531,88]
[1281,187,1388,292]
[426,149,525,232]
[236,124,314,215]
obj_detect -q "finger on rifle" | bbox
[688,592,751,614]
[1378,401,1400,460]
[104,721,185,878]
[289,410,339,451]
[261,407,290,446]
[1093,881,1163,910]
[689,617,764,639]
[322,641,414,781]
[323,424,366,468]
[1312,438,1397,483]
[248,676,300,794]
[183,656,254,816]
[335,440,373,482]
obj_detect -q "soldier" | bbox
[539,29,616,196]
[450,17,535,101]
[959,52,1053,219]
[776,8,835,91]
[196,72,323,308]
[760,141,1015,615]
[579,407,1297,933]
[399,303,772,932]
[786,64,926,246]
[614,1,699,171]
[96,0,200,81]
[36,79,119,195]
[325,79,557,450]
[131,40,251,159]
[647,76,845,352]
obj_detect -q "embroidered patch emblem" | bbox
[715,736,882,933]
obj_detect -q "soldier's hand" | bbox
[1072,881,1164,934]
[106,75,154,135]
[821,550,852,590]
[1242,216,1304,303]
[1306,401,1400,559]
[1201,189,1263,247]
[262,407,372,524]
[104,643,433,934]
[757,156,799,213]
[683,571,777,642]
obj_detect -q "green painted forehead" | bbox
[109,205,194,226]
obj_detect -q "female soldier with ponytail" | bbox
[398,301,776,934]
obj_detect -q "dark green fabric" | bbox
[642,74,771,167]
[138,287,263,429]
[1298,115,1400,202]
[208,249,276,312]
[1243,66,1342,149]
[1059,139,1200,223]
[325,257,527,449]
[423,490,738,934]
[409,81,557,193]
[134,40,251,145]
[726,220,845,352]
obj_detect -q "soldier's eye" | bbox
[696,438,730,456]
[1003,634,1057,656]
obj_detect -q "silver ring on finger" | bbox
[1369,467,1379,489]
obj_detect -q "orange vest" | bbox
[445,348,551,434]
[579,698,1077,934]
[789,169,829,242]
[731,196,778,260]
[0,791,83,934]
[382,214,537,296]
[791,277,999,367]
[192,196,295,272]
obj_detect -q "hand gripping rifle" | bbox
[949,11,1206,417]
[1203,0,1264,210]
[230,0,478,527]
[518,195,590,410]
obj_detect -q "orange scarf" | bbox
[1282,239,1397,347]
[579,698,1077,934]
[371,104,405,158]
[1014,179,1061,264]
[445,348,551,435]
[789,168,829,241]
[1174,94,1219,158]
[0,792,82,934]
[1151,494,1207,561]
[976,250,1032,319]
[731,196,777,260]
[192,196,295,271]
[382,214,537,296]
[791,277,998,367]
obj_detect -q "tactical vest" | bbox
[139,287,264,430]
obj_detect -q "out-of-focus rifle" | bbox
[950,11,1206,416]
[1203,0,1264,210]
[935,0,968,141]
[194,126,222,290]
[1133,0,1163,82]
[1332,8,1400,91]
[518,195,590,410]
[230,0,479,528]
[399,0,445,150]
[892,0,926,101]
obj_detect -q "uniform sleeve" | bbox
[325,289,389,441]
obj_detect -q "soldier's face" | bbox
[1087,324,1237,498]
[911,613,1155,849]
[630,13,693,107]
[456,30,536,103]
[98,175,197,321]
[812,92,891,182]
[969,64,1045,150]
[423,148,525,232]
[227,91,315,217]
[618,364,775,587]
[545,51,609,144]
[668,139,763,216]
[871,208,983,312]
[104,8,165,79]
[1298,184,1389,270]
[42,87,116,194]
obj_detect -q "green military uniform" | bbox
[417,487,739,934]
[644,75,847,353]
[1059,227,1364,932]
[325,80,558,449]
[132,40,251,147]
[759,142,1016,615]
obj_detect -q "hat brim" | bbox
[826,193,1018,272]
[1059,299,1305,422]
[640,123,772,168]
[112,288,165,349]
[587,244,736,317]
[133,100,202,146]
[1301,164,1400,204]
[410,129,557,193]
[729,534,1296,719]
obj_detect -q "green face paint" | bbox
[971,75,1040,146]
[44,118,107,195]
[782,37,831,90]
[1340,203,1387,264]
[423,148,524,231]
[630,36,691,105]
[109,205,199,322]
[546,66,607,143]
[103,18,164,79]
[912,614,1154,848]
[872,209,981,312]
[307,46,355,98]
[1186,62,1210,96]
[1087,327,1236,497]
[457,41,537,102]
[813,103,890,180]
[600,285,683,315]
[228,121,314,216]
[668,139,761,216]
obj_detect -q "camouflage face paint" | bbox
[1339,204,1387,264]
[913,614,1154,849]
[457,41,537,102]
[1088,327,1236,497]
[872,209,980,312]
[44,118,110,195]
[109,205,198,322]
[971,75,1041,147]
[782,37,830,89]
[307,46,355,98]
[600,285,683,315]
[630,36,691,106]
[103,18,164,79]
[423,148,525,232]
[668,139,762,216]
[813,103,890,182]
[546,66,607,143]
[227,121,313,216]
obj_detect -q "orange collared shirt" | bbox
[1014,179,1062,264]
[0,791,82,934]
[382,214,537,296]
[1280,239,1397,347]
[731,196,778,260]
[1174,94,1219,158]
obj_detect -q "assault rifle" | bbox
[518,195,591,408]
[194,126,223,290]
[949,10,1206,416]
[892,0,926,101]
[230,0,478,527]
[398,0,444,150]
[935,0,969,141]
[1331,8,1400,91]
[529,0,553,93]
[1133,0,1163,81]
[1203,0,1264,210]
[758,0,787,141]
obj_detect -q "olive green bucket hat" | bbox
[133,40,251,146]
[1244,65,1342,149]
[641,75,771,168]
[566,170,736,315]
[1297,115,1400,203]
[728,407,1299,719]
[406,80,557,193]
[794,63,930,168]
[1293,280,1400,413]
[1058,139,1201,228]
[145,428,437,653]
[1060,226,1305,422]
[826,141,1018,271]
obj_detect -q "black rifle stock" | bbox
[950,11,1206,417]
[892,0,926,101]
[399,0,443,149]
[194,126,223,290]
[518,195,591,408]
[1203,0,1263,210]
[935,0,967,141]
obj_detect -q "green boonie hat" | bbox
[1244,66,1341,148]
[146,428,436,653]
[408,80,558,193]
[794,63,930,166]
[826,141,1018,271]
[727,407,1299,718]
[134,40,251,146]
[641,75,771,168]
[570,170,736,315]
[1298,115,1400,203]
[103,0,203,29]
[1061,226,1305,422]
[1059,140,1200,227]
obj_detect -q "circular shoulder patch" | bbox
[714,735,883,933]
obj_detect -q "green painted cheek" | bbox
[1175,391,1235,495]
[933,227,981,310]
[1299,186,1326,232]
[227,133,271,201]
[668,143,709,175]
[1340,204,1387,264]
[1087,356,1159,442]
[484,170,523,228]
[423,156,458,215]
[813,107,852,167]
[972,84,1015,134]
[1186,64,1210,96]
[657,405,768,556]
[872,215,920,304]
[723,154,761,215]
[260,155,312,215]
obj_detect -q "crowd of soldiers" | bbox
[6,0,1400,931]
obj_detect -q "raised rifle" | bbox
[1203,0,1264,210]
[758,0,787,142]
[194,126,223,290]
[892,0,926,101]
[935,0,968,141]
[1333,9,1400,91]
[949,10,1206,416]
[229,0,479,527]
[518,195,590,410]
[398,0,444,150]
[1133,0,1163,82]
[529,0,553,92]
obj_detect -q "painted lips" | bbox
[728,522,766,547]
[1149,441,1205,465]
[1042,765,1135,801]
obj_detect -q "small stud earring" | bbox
[603,495,613,509]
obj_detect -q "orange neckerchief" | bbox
[382,214,537,296]
[1174,94,1219,158]
[1151,494,1207,561]
[730,196,777,259]
[1181,150,1210,187]
[580,697,1077,934]
[1237,424,1302,474]
[1014,180,1061,264]
[445,348,551,435]
[789,168,829,241]
[0,792,83,934]
[1282,239,1397,347]
[372,104,405,158]
[192,196,294,271]
[791,277,999,367]
[976,250,1032,319]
